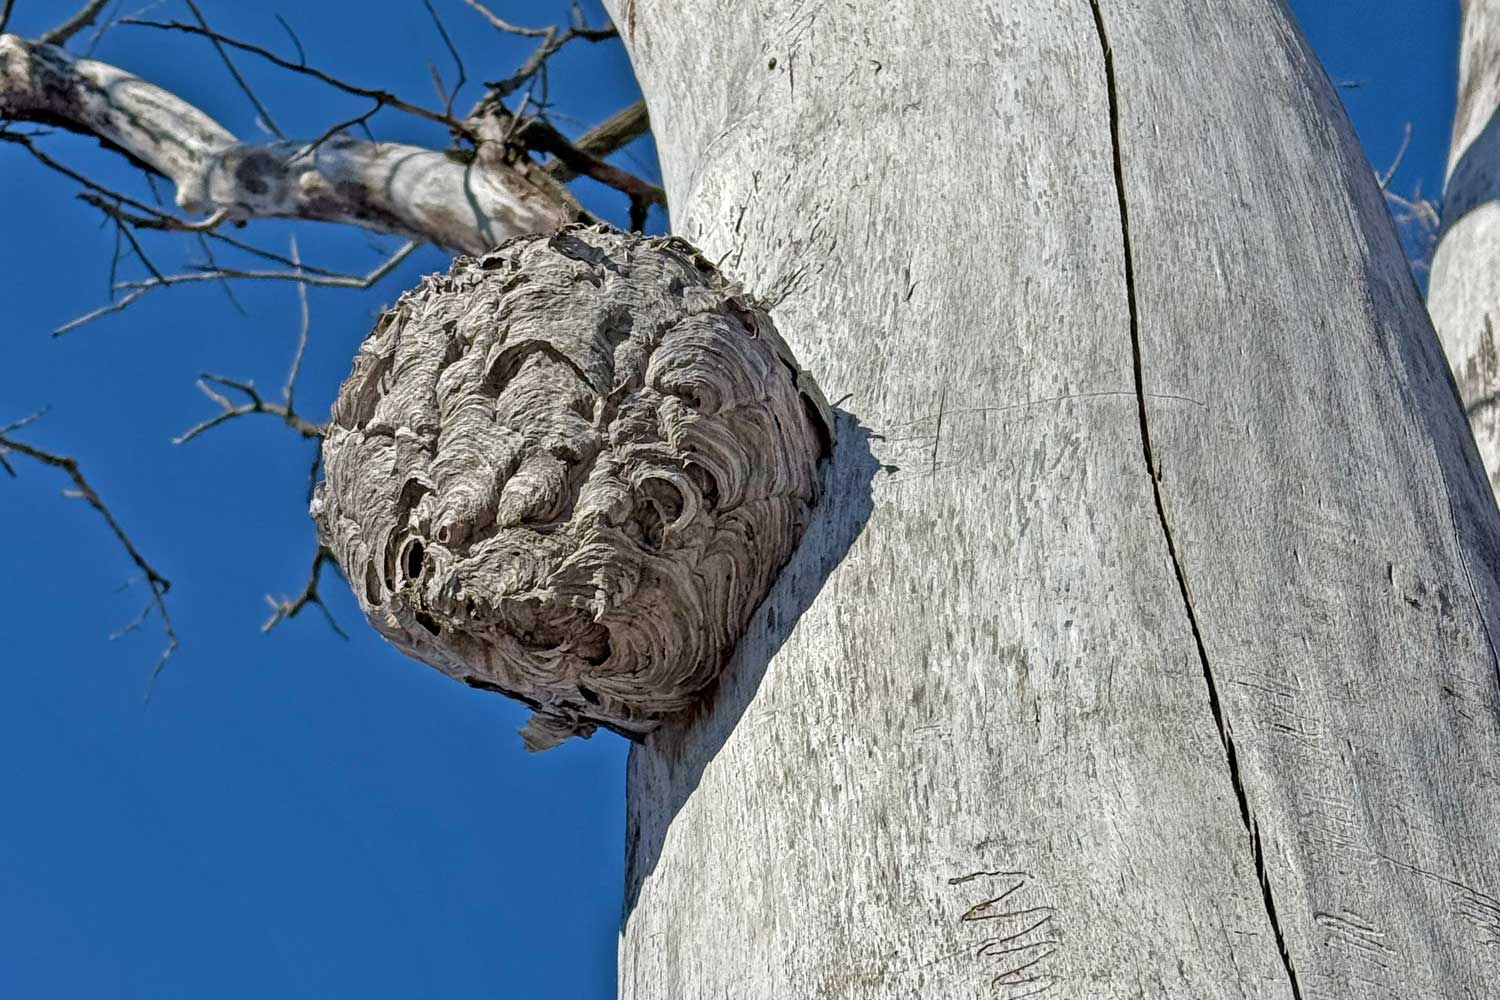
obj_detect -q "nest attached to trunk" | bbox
[312,225,831,749]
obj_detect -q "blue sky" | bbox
[0,2,1463,997]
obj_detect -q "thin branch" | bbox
[284,236,310,412]
[39,0,111,45]
[55,240,417,335]
[572,99,650,158]
[427,62,449,113]
[82,195,231,232]
[121,16,463,131]
[106,206,166,283]
[543,100,650,180]
[288,99,384,162]
[459,0,554,36]
[462,0,616,99]
[272,13,306,64]
[263,546,348,638]
[518,117,664,225]
[174,373,324,444]
[192,231,247,315]
[53,288,147,335]
[183,0,283,138]
[176,242,323,445]
[84,1,144,58]
[0,408,47,435]
[422,0,467,120]
[124,239,417,290]
[0,0,16,36]
[1,129,221,230]
[1378,122,1413,191]
[0,420,178,675]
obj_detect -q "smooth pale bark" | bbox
[0,34,569,253]
[608,1,1500,997]
[1431,0,1500,496]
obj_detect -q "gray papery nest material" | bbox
[313,225,832,749]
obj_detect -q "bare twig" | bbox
[2,130,229,233]
[85,2,154,57]
[0,408,47,435]
[1378,123,1413,191]
[184,0,283,137]
[518,117,664,227]
[39,0,112,45]
[0,0,17,36]
[459,0,555,36]
[462,0,616,99]
[272,12,305,64]
[572,100,651,159]
[0,418,178,676]
[54,288,149,335]
[284,236,310,412]
[122,16,462,131]
[1370,123,1439,274]
[176,239,323,444]
[192,231,247,315]
[55,240,417,335]
[289,100,384,162]
[174,373,324,444]
[106,207,166,283]
[122,239,417,291]
[1385,184,1441,274]
[422,0,467,120]
[263,546,348,637]
[82,195,231,232]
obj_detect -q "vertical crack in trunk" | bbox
[1086,4,1306,998]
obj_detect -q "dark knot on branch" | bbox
[312,225,832,749]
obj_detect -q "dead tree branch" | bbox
[547,99,651,174]
[120,15,461,129]
[0,34,575,253]
[263,546,347,637]
[0,415,178,677]
[39,0,111,46]
[176,239,325,443]
[1374,123,1440,272]
[56,240,417,335]
[174,374,324,444]
[183,0,282,137]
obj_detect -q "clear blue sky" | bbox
[0,2,1461,997]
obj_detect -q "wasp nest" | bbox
[312,225,832,750]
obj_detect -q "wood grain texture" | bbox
[608,1,1500,997]
[314,227,830,750]
[1430,0,1500,495]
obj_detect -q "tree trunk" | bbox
[607,2,1500,997]
[1431,0,1500,497]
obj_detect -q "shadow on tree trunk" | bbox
[621,409,884,917]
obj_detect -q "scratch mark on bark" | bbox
[932,384,947,477]
[949,869,1030,886]
[1088,3,1305,998]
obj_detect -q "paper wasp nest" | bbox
[312,226,831,750]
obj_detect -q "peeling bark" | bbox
[1430,0,1500,496]
[313,226,831,750]
[610,1,1500,997]
[0,34,571,252]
